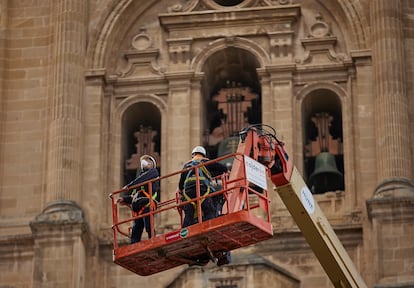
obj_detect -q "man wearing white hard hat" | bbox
[118,155,159,243]
[178,146,227,228]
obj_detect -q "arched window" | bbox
[302,89,344,194]
[213,0,244,6]
[122,102,161,187]
[201,47,262,161]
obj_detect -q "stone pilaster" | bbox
[190,73,204,147]
[30,201,90,288]
[371,0,414,198]
[265,65,295,154]
[165,72,194,169]
[46,0,88,202]
[0,0,6,113]
[257,68,272,126]
[84,69,107,232]
[163,71,194,228]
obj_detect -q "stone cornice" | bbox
[366,195,414,221]
[0,233,33,247]
[159,5,301,33]
[164,70,196,81]
[293,64,351,85]
[85,68,106,78]
[350,49,372,67]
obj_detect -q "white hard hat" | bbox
[191,146,206,157]
[140,155,156,169]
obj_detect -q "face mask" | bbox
[192,154,203,160]
[140,159,149,170]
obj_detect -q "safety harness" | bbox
[182,158,215,219]
[131,187,158,215]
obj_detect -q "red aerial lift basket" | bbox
[109,153,273,276]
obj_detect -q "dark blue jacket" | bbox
[178,158,227,191]
[123,168,160,204]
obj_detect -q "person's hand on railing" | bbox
[116,197,127,205]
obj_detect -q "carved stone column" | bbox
[371,0,414,197]
[367,1,414,286]
[31,2,90,287]
[46,0,87,203]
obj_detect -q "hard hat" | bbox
[140,155,156,169]
[191,146,206,157]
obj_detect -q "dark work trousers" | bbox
[131,206,152,243]
[182,185,215,228]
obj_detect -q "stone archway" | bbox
[294,81,356,210]
[190,38,269,157]
[86,0,369,72]
[109,94,167,191]
[201,46,263,158]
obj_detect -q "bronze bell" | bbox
[308,152,344,194]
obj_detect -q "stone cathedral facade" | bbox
[0,0,413,287]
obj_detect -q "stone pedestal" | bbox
[367,195,414,287]
[30,201,90,288]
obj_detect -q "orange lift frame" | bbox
[110,152,273,276]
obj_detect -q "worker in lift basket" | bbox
[118,155,160,244]
[178,146,228,228]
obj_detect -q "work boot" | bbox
[216,251,231,266]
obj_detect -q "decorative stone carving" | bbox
[166,38,193,67]
[159,5,300,43]
[297,13,348,65]
[167,4,184,13]
[268,31,294,62]
[168,0,199,12]
[346,210,363,224]
[308,13,331,38]
[115,28,164,78]
[263,0,293,6]
[168,0,295,11]
[131,30,152,51]
[117,49,163,78]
